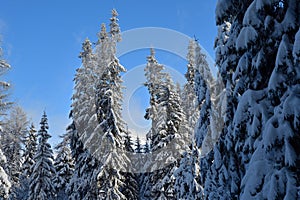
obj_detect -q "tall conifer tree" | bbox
[28,112,55,200]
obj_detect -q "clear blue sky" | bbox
[1,0,217,145]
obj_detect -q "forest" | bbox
[0,0,299,200]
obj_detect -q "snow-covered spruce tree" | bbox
[1,106,28,199]
[106,9,126,135]
[229,0,288,186]
[143,141,150,154]
[174,109,203,199]
[141,48,168,199]
[72,37,98,141]
[16,124,37,200]
[144,48,169,151]
[67,38,100,200]
[240,1,300,199]
[135,136,142,153]
[154,75,185,199]
[28,112,55,200]
[206,1,300,199]
[193,41,215,189]
[93,10,126,140]
[124,129,134,152]
[53,134,74,200]
[142,49,185,199]
[93,10,137,199]
[214,1,299,199]
[182,40,199,137]
[68,10,135,199]
[229,2,297,198]
[173,40,203,199]
[204,1,246,199]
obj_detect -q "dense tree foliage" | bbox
[0,3,299,199]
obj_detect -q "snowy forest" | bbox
[0,0,299,199]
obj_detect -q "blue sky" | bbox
[1,0,217,145]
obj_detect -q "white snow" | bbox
[244,2,261,27]
[293,28,300,61]
[236,26,258,50]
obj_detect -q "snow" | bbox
[240,146,267,200]
[268,69,286,91]
[263,117,284,150]
[281,3,297,33]
[233,53,250,81]
[283,85,300,128]
[275,35,291,68]
[255,0,271,11]
[293,28,300,62]
[236,26,258,50]
[0,156,11,198]
[253,49,264,69]
[2,3,297,199]
[244,2,261,27]
[284,138,296,167]
[215,0,231,24]
[245,85,300,199]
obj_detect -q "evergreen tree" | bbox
[53,134,74,200]
[144,48,169,151]
[67,38,99,199]
[135,136,142,153]
[206,1,300,199]
[17,124,37,200]
[124,130,134,152]
[142,49,185,199]
[106,9,126,134]
[194,42,214,147]
[94,10,133,199]
[152,78,186,198]
[174,40,216,199]
[72,38,97,143]
[142,141,150,154]
[68,10,134,199]
[240,1,300,199]
[28,112,55,200]
[141,48,168,199]
[1,106,28,199]
[193,41,215,191]
[204,1,252,199]
[182,40,199,134]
